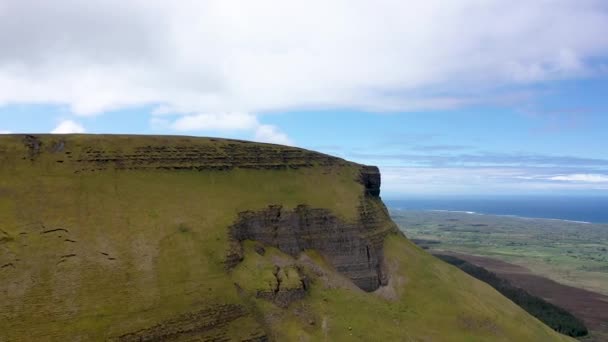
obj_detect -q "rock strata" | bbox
[360,165,381,197]
[71,141,349,172]
[114,304,267,342]
[229,201,394,292]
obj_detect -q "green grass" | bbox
[0,135,573,341]
[435,254,588,337]
[240,235,572,341]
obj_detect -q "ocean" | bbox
[384,196,608,224]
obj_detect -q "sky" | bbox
[1,1,608,197]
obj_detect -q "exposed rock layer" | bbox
[63,140,349,172]
[360,165,381,197]
[114,304,268,342]
[17,134,380,196]
[229,200,395,292]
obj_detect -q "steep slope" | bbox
[0,135,571,341]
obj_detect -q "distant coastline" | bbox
[424,209,593,225]
[385,196,608,224]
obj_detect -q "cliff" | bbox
[0,135,572,341]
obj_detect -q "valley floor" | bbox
[439,251,608,341]
[391,209,608,341]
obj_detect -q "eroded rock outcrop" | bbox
[228,199,395,292]
[255,265,309,308]
[22,135,42,161]
[114,304,267,342]
[360,165,381,197]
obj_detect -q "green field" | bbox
[390,209,608,297]
[1,135,573,341]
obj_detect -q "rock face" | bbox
[360,165,381,197]
[64,139,350,173]
[229,200,395,292]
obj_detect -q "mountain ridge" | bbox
[0,134,572,341]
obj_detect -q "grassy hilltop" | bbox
[0,134,572,341]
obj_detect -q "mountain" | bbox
[0,135,571,341]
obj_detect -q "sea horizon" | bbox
[385,195,608,224]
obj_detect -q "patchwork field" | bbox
[391,209,608,340]
[439,252,608,341]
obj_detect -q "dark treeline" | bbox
[435,254,588,338]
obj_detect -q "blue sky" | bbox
[1,1,608,197]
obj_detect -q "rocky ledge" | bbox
[228,199,395,292]
[17,134,352,172]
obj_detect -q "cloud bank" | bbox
[51,120,86,134]
[1,0,608,142]
[380,167,608,196]
[549,174,608,183]
[343,150,608,195]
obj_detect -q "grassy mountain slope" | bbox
[0,135,571,341]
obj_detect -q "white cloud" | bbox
[254,124,293,145]
[381,167,527,195]
[160,112,293,145]
[51,120,86,134]
[0,0,607,120]
[549,174,608,183]
[0,130,11,134]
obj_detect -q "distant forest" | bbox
[435,254,588,338]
